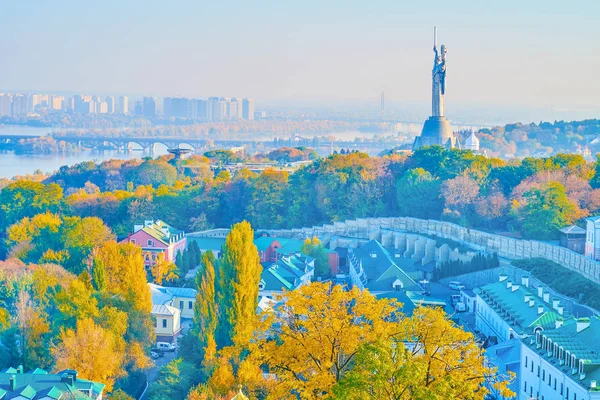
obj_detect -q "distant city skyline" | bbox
[1,1,599,123]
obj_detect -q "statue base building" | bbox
[413,116,460,150]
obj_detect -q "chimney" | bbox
[524,294,530,303]
[538,306,544,315]
[9,375,16,391]
[537,287,544,298]
[552,299,560,310]
[591,381,597,389]
[144,219,153,228]
[556,318,564,329]
[499,273,508,282]
[577,318,591,333]
[61,373,74,386]
[521,276,530,288]
[557,305,564,315]
[511,284,520,292]
[529,299,535,307]
[543,292,550,303]
[506,281,512,289]
[16,365,22,374]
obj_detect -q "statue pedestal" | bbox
[412,116,459,150]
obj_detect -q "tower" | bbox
[413,27,460,151]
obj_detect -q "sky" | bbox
[0,0,599,123]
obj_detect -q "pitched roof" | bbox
[474,280,564,335]
[151,304,179,316]
[138,220,184,245]
[560,225,586,234]
[353,240,421,292]
[149,283,198,306]
[254,236,279,252]
[260,254,314,292]
[0,368,104,399]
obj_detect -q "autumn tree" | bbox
[334,307,514,399]
[146,358,200,400]
[150,253,179,284]
[254,283,400,399]
[192,251,218,368]
[396,168,443,219]
[52,318,126,391]
[513,181,577,239]
[215,221,262,348]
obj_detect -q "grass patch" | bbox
[512,258,600,311]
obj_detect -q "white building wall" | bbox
[520,344,596,400]
[475,294,513,342]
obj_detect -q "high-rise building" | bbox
[73,95,94,114]
[98,102,108,114]
[117,95,128,114]
[134,100,144,116]
[231,98,243,120]
[242,98,255,120]
[142,97,157,118]
[105,96,115,114]
[11,94,31,116]
[191,99,207,120]
[48,95,63,110]
[0,94,12,117]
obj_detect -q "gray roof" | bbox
[152,304,178,316]
[560,225,586,234]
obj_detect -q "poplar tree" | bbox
[215,221,262,348]
[193,251,218,366]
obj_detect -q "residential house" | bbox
[149,284,197,318]
[348,239,422,294]
[255,236,340,275]
[0,367,105,399]
[149,284,197,342]
[484,339,522,400]
[259,253,315,298]
[152,304,181,343]
[121,220,186,267]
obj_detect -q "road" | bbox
[140,319,192,399]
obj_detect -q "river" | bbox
[0,126,395,178]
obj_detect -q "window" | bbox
[188,301,193,309]
[523,381,527,392]
[162,319,167,328]
[548,373,551,385]
[525,356,528,368]
[131,239,136,244]
[531,362,534,373]
[537,366,540,377]
[179,301,184,309]
[542,369,545,380]
[554,378,557,390]
[560,383,563,395]
[147,239,153,246]
[574,394,577,400]
[567,387,570,399]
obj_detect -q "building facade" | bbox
[121,219,186,267]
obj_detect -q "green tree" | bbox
[396,168,443,219]
[147,358,200,400]
[301,237,330,278]
[192,251,218,368]
[515,181,576,239]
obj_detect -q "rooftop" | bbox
[560,225,586,235]
[0,368,104,399]
[151,304,179,316]
[136,219,185,245]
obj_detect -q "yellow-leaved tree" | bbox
[252,282,514,400]
[52,318,126,391]
[150,253,178,285]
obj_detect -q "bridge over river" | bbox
[0,133,405,154]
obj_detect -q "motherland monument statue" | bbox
[413,27,460,150]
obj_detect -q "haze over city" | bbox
[1,0,599,122]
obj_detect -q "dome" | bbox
[464,131,480,151]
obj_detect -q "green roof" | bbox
[0,368,105,399]
[474,280,564,335]
[254,236,278,252]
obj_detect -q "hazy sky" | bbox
[1,0,599,121]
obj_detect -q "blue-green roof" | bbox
[0,368,105,399]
